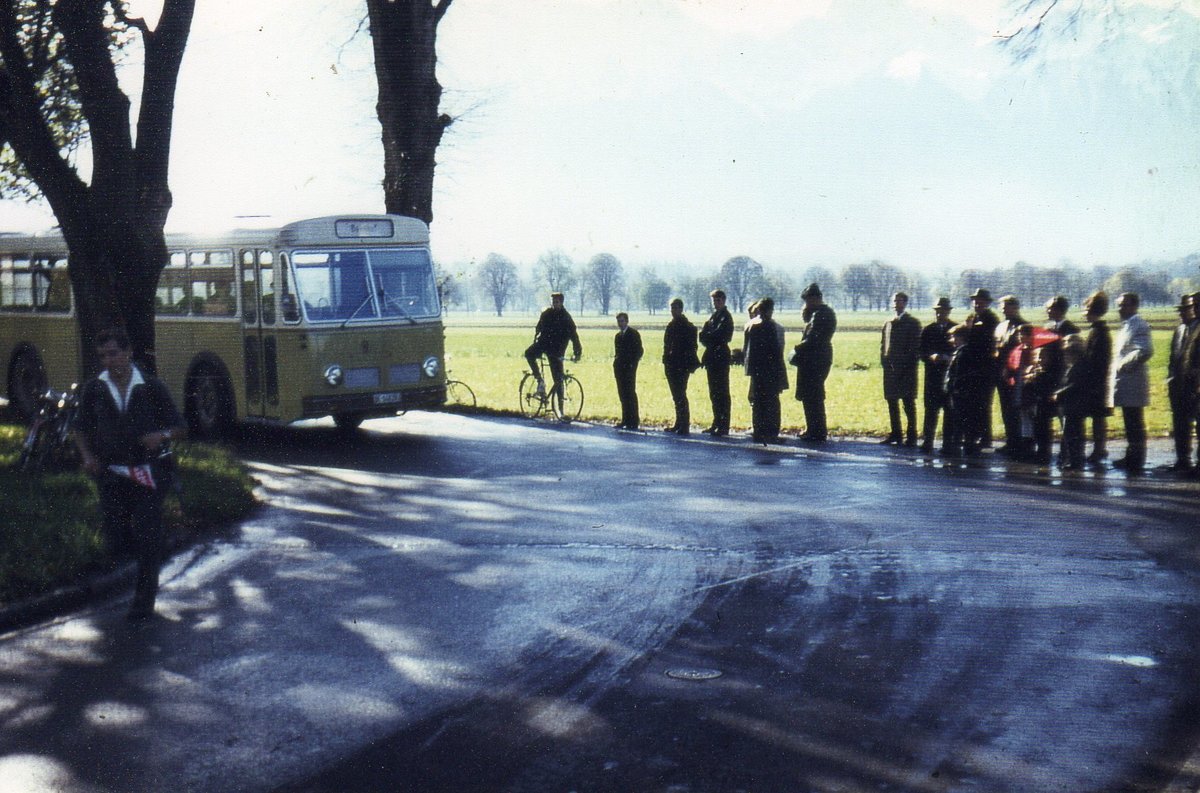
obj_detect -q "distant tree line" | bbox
[438,250,1200,317]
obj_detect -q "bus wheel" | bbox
[333,413,365,432]
[186,365,234,439]
[8,348,48,421]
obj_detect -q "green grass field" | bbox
[444,307,1182,437]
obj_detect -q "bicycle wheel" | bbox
[518,373,547,418]
[17,422,51,472]
[446,379,477,408]
[553,375,585,421]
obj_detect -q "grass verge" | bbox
[0,423,258,607]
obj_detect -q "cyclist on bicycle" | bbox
[525,291,582,396]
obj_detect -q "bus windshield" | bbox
[292,247,439,323]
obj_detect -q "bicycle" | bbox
[445,378,477,408]
[16,384,80,472]
[518,357,584,421]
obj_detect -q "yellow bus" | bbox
[1,214,446,434]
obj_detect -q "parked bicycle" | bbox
[446,378,477,408]
[16,384,80,472]
[518,357,584,421]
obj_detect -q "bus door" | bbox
[239,249,280,419]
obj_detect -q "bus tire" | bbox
[7,347,48,422]
[333,412,365,432]
[185,361,234,439]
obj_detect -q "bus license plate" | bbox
[373,392,403,405]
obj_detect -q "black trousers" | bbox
[998,381,1022,447]
[614,365,639,429]
[887,397,917,440]
[665,367,691,431]
[707,363,731,432]
[1121,405,1147,467]
[1169,381,1198,465]
[99,471,166,611]
[751,380,781,440]
[525,344,564,390]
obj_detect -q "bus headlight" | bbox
[422,356,440,378]
[324,365,344,386]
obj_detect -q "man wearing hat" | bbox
[791,283,837,442]
[1110,292,1154,474]
[662,297,700,435]
[879,291,922,445]
[746,297,786,442]
[918,297,955,453]
[1167,293,1198,472]
[525,291,582,401]
[699,289,734,436]
[965,287,1000,449]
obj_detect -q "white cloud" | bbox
[887,49,930,81]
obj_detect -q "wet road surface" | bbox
[2,413,1199,792]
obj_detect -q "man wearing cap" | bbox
[1167,294,1198,473]
[663,298,700,435]
[746,297,786,442]
[918,297,954,453]
[699,289,734,436]
[1184,293,1200,477]
[791,283,837,442]
[880,292,921,445]
[994,295,1027,455]
[525,292,582,400]
[1109,293,1154,474]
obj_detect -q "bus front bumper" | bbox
[302,385,447,419]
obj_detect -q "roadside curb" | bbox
[0,562,135,635]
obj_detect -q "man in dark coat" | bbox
[1167,294,1198,472]
[699,289,734,436]
[525,292,582,398]
[613,312,643,430]
[918,297,954,453]
[1058,291,1112,469]
[994,295,1027,455]
[965,287,1000,448]
[74,328,187,621]
[747,298,785,443]
[791,283,837,442]
[662,298,700,435]
[1044,295,1080,336]
[880,291,922,445]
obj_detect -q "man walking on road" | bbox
[663,298,700,435]
[918,297,955,453]
[880,291,921,446]
[74,328,187,621]
[699,289,734,436]
[1110,292,1154,474]
[613,312,643,431]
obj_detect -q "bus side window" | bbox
[187,249,235,317]
[279,254,300,323]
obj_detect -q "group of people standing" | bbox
[605,283,840,443]
[884,287,1200,476]
[529,284,1200,478]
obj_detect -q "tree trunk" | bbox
[367,0,453,224]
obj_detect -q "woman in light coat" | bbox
[1109,292,1154,472]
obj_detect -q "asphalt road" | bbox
[2,413,1200,793]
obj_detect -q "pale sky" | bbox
[2,0,1198,274]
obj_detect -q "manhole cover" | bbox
[665,667,723,681]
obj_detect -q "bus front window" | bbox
[293,251,371,322]
[369,249,440,320]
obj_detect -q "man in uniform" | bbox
[965,288,1000,448]
[699,289,734,436]
[747,298,785,443]
[662,298,699,435]
[524,291,582,400]
[918,297,954,453]
[880,291,922,445]
[791,283,837,442]
[612,312,643,430]
[74,328,187,621]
